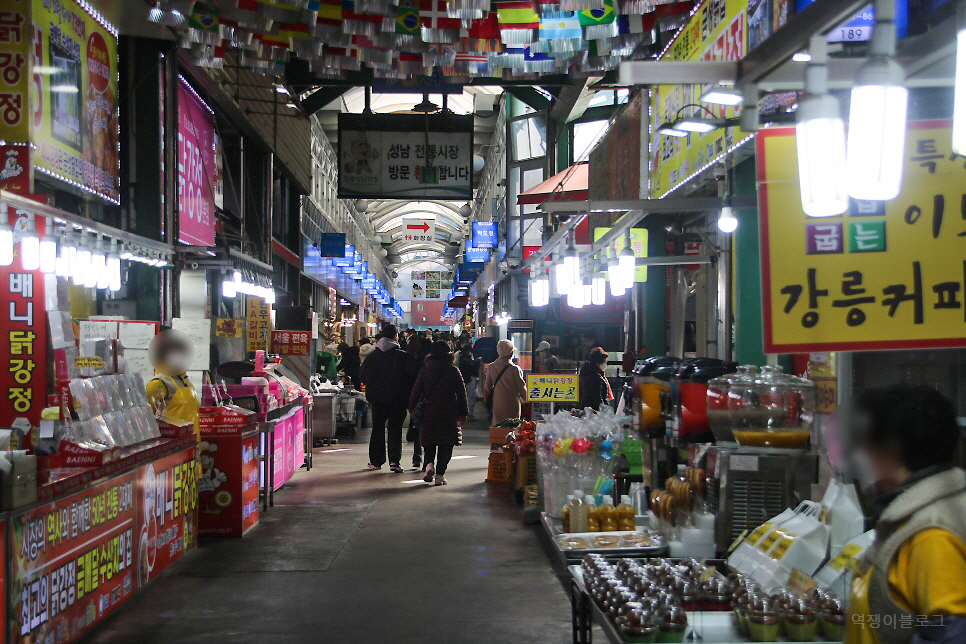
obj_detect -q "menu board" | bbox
[31,0,120,203]
[9,472,137,643]
[245,296,271,352]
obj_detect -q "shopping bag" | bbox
[754,501,830,592]
[813,529,875,598]
[728,506,799,576]
[821,478,866,555]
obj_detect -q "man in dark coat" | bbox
[408,342,468,486]
[360,324,419,472]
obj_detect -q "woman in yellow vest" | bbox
[146,330,200,440]
[844,386,966,644]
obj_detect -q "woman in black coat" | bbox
[338,344,361,391]
[578,347,611,411]
[408,341,469,486]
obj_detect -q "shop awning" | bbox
[447,295,469,308]
[517,163,589,205]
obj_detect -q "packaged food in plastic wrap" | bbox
[69,379,101,420]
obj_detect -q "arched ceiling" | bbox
[368,200,468,269]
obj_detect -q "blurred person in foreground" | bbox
[359,324,419,473]
[845,385,966,644]
[408,341,468,486]
[484,339,527,425]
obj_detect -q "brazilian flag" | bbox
[187,11,219,32]
[577,0,613,27]
[396,0,420,35]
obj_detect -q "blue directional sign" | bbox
[472,222,498,249]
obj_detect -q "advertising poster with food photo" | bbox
[31,0,119,203]
[136,447,197,589]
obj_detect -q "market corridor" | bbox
[85,423,572,644]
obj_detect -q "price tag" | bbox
[74,356,106,369]
[787,568,818,595]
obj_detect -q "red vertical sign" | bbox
[177,78,216,247]
[1,208,48,445]
[136,447,197,588]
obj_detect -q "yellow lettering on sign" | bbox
[525,373,578,402]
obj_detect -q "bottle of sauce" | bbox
[585,495,600,532]
[618,495,637,531]
[599,495,618,532]
[570,491,588,532]
[562,495,574,532]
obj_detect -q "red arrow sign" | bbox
[406,222,430,232]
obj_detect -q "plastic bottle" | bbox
[562,495,574,532]
[585,495,600,532]
[599,495,618,532]
[618,495,637,531]
[570,490,588,532]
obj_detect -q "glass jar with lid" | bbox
[707,365,757,442]
[727,365,816,449]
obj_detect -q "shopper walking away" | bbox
[338,343,361,391]
[457,344,481,420]
[408,341,468,486]
[579,347,612,411]
[843,386,966,644]
[358,337,375,365]
[535,341,560,374]
[359,324,419,473]
[484,339,528,426]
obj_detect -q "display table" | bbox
[567,565,826,644]
[9,437,198,644]
[541,512,668,569]
[258,399,309,510]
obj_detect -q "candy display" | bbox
[538,407,628,517]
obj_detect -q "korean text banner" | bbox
[10,472,136,643]
[649,0,748,198]
[31,0,119,203]
[177,78,216,247]
[338,112,473,199]
[0,1,30,143]
[759,121,966,352]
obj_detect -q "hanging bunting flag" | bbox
[559,0,603,13]
[523,44,556,71]
[464,13,502,51]
[496,0,539,44]
[315,0,345,35]
[187,12,221,43]
[447,0,489,21]
[393,0,422,44]
[343,0,386,35]
[357,0,398,15]
[353,35,395,65]
[453,50,489,73]
[578,0,616,40]
[502,45,527,67]
[420,0,463,42]
[258,0,303,22]
[396,50,427,73]
[581,37,619,70]
[533,12,581,52]
[211,0,260,24]
[423,42,457,65]
[322,42,362,69]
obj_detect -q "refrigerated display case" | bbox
[507,320,535,372]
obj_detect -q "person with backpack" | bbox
[408,342,468,486]
[456,344,481,421]
[359,324,419,473]
[483,339,528,426]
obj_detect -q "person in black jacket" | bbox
[578,347,611,411]
[359,325,419,472]
[338,343,361,390]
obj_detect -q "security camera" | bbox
[712,164,727,181]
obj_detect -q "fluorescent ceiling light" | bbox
[793,52,811,62]
[675,117,723,133]
[33,66,63,75]
[699,87,743,106]
[657,122,688,137]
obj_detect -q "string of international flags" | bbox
[152,0,694,78]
